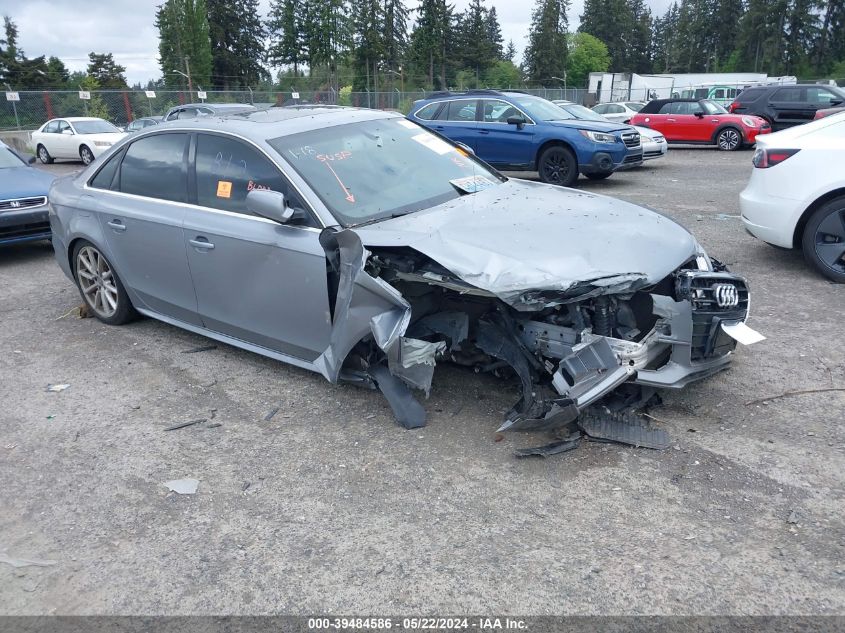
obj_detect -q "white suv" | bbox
[740,112,845,282]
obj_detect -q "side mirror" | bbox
[61,129,74,135]
[506,115,526,129]
[246,189,294,224]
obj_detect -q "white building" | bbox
[588,72,797,103]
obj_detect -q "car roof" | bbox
[639,99,705,113]
[173,103,255,110]
[53,117,107,122]
[151,105,400,139]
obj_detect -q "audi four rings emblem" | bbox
[712,283,739,308]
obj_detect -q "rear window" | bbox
[737,88,764,101]
[119,133,188,203]
[772,87,803,102]
[415,103,441,120]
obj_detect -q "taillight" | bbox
[752,148,800,168]
[728,102,740,113]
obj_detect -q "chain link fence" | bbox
[0,87,588,131]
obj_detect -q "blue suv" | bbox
[408,90,642,187]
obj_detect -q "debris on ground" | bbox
[164,479,199,495]
[787,510,802,525]
[46,384,70,392]
[746,387,845,406]
[264,407,280,422]
[0,549,58,568]
[180,345,217,354]
[164,419,206,431]
[514,434,581,458]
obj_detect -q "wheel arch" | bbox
[534,139,577,170]
[711,124,743,145]
[792,188,845,249]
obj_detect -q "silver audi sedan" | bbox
[49,106,761,440]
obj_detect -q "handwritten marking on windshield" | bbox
[317,150,352,162]
[323,161,355,203]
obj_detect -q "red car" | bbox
[814,106,845,120]
[630,98,771,151]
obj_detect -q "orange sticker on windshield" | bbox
[216,181,232,198]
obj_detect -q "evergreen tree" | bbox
[524,0,569,85]
[456,0,496,80]
[306,0,351,86]
[627,0,652,73]
[351,0,384,91]
[155,0,212,90]
[206,0,267,89]
[383,0,410,84]
[485,6,504,60]
[579,0,634,71]
[267,0,308,76]
[504,39,517,63]
[86,53,127,88]
[406,0,453,89]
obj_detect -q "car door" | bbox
[54,120,77,158]
[769,87,810,127]
[91,132,201,325]
[34,120,59,156]
[181,132,331,361]
[642,102,676,139]
[425,99,479,149]
[684,101,718,141]
[475,99,536,168]
[806,86,844,119]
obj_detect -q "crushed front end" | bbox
[317,229,762,438]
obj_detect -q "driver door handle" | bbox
[666,118,676,122]
[189,237,215,251]
[107,219,126,232]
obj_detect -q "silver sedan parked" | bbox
[48,107,761,440]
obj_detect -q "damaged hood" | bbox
[354,178,700,308]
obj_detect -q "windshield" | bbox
[701,100,728,115]
[73,120,120,134]
[511,95,574,121]
[0,147,26,168]
[269,118,505,226]
[558,103,606,122]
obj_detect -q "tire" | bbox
[801,196,845,283]
[538,146,578,187]
[584,171,612,181]
[80,145,95,165]
[716,127,742,151]
[72,240,137,324]
[37,144,53,164]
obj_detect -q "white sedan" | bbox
[592,102,646,123]
[740,111,845,282]
[31,117,126,166]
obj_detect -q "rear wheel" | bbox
[37,144,53,164]
[801,196,845,283]
[538,146,577,187]
[716,127,742,151]
[584,171,612,181]
[72,241,137,324]
[80,145,95,165]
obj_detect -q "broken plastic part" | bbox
[367,364,427,429]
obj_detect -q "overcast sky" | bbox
[0,0,673,86]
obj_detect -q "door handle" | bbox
[434,125,445,130]
[711,119,720,123]
[666,118,676,122]
[189,238,215,250]
[107,219,126,232]
[478,130,490,135]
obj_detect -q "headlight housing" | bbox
[93,140,112,147]
[580,130,617,144]
[741,116,758,128]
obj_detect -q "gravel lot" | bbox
[1,149,843,616]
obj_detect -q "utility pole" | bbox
[185,56,193,99]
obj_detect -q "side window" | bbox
[89,150,123,190]
[194,134,311,224]
[482,100,519,123]
[43,121,59,133]
[593,104,607,114]
[807,88,837,105]
[609,104,625,114]
[176,108,197,120]
[689,102,704,114]
[415,103,440,120]
[658,103,674,114]
[431,103,450,120]
[446,100,477,122]
[713,89,725,99]
[119,133,188,202]
[773,87,803,102]
[57,121,71,133]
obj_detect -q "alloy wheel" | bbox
[542,150,571,184]
[38,146,50,163]
[76,246,119,318]
[718,129,740,150]
[813,206,845,275]
[81,147,94,165]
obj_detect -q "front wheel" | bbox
[80,145,95,165]
[801,196,845,282]
[584,171,612,181]
[538,146,577,187]
[716,128,742,151]
[72,241,137,324]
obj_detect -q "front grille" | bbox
[621,132,641,148]
[644,150,664,158]
[675,271,749,360]
[0,221,51,241]
[623,154,642,164]
[0,196,47,211]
